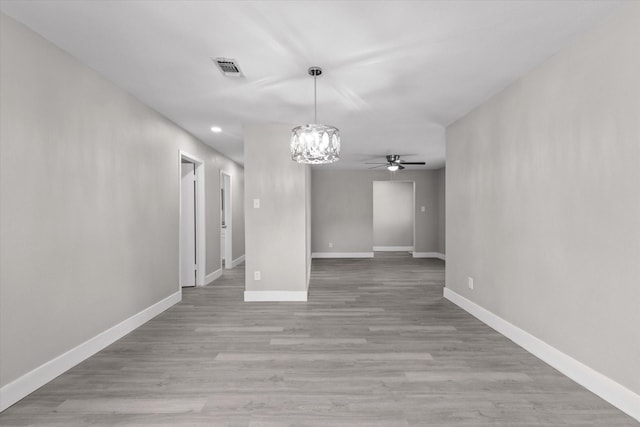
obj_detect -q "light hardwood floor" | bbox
[1,253,636,426]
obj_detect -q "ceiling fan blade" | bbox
[398,162,426,165]
[398,164,406,170]
[368,165,387,169]
[364,162,387,165]
[360,154,415,162]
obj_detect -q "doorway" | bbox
[220,171,232,269]
[372,180,415,252]
[179,152,205,288]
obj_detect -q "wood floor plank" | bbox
[404,371,533,382]
[214,352,434,361]
[369,325,457,332]
[195,327,285,333]
[56,398,207,414]
[0,253,636,426]
[269,338,367,345]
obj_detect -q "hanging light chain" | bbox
[314,73,317,124]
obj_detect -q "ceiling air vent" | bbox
[213,57,243,77]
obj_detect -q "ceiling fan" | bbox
[366,155,426,171]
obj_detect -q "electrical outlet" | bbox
[421,206,426,212]
[468,277,474,290]
[254,271,261,281]
[253,198,260,209]
[328,242,333,248]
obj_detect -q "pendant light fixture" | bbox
[291,67,341,164]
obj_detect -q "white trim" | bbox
[412,182,416,258]
[373,246,414,252]
[244,291,308,302]
[231,254,245,268]
[372,179,416,257]
[306,253,312,290]
[179,151,206,288]
[205,268,222,285]
[195,162,205,286]
[412,252,446,261]
[0,291,181,412]
[443,287,640,422]
[312,252,374,259]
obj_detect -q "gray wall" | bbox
[446,3,640,395]
[436,168,446,254]
[244,125,310,293]
[373,181,414,247]
[312,170,443,254]
[0,14,244,387]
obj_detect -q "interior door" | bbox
[180,162,196,287]
[222,173,232,268]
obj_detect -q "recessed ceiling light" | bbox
[210,126,222,133]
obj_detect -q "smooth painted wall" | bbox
[446,3,640,394]
[312,170,442,254]
[436,168,446,254]
[244,125,310,293]
[373,181,414,247]
[0,14,244,387]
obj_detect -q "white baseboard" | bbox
[205,268,222,285]
[0,291,181,412]
[244,291,308,302]
[373,246,414,252]
[413,252,446,261]
[443,287,640,422]
[231,254,245,268]
[312,252,374,259]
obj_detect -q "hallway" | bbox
[0,255,634,426]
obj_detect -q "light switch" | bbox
[253,198,260,209]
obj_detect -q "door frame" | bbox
[220,170,233,269]
[179,151,205,289]
[372,179,416,251]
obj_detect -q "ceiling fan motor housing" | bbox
[386,154,400,163]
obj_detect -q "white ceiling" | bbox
[0,0,622,170]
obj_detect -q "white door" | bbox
[180,162,196,287]
[221,173,232,268]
